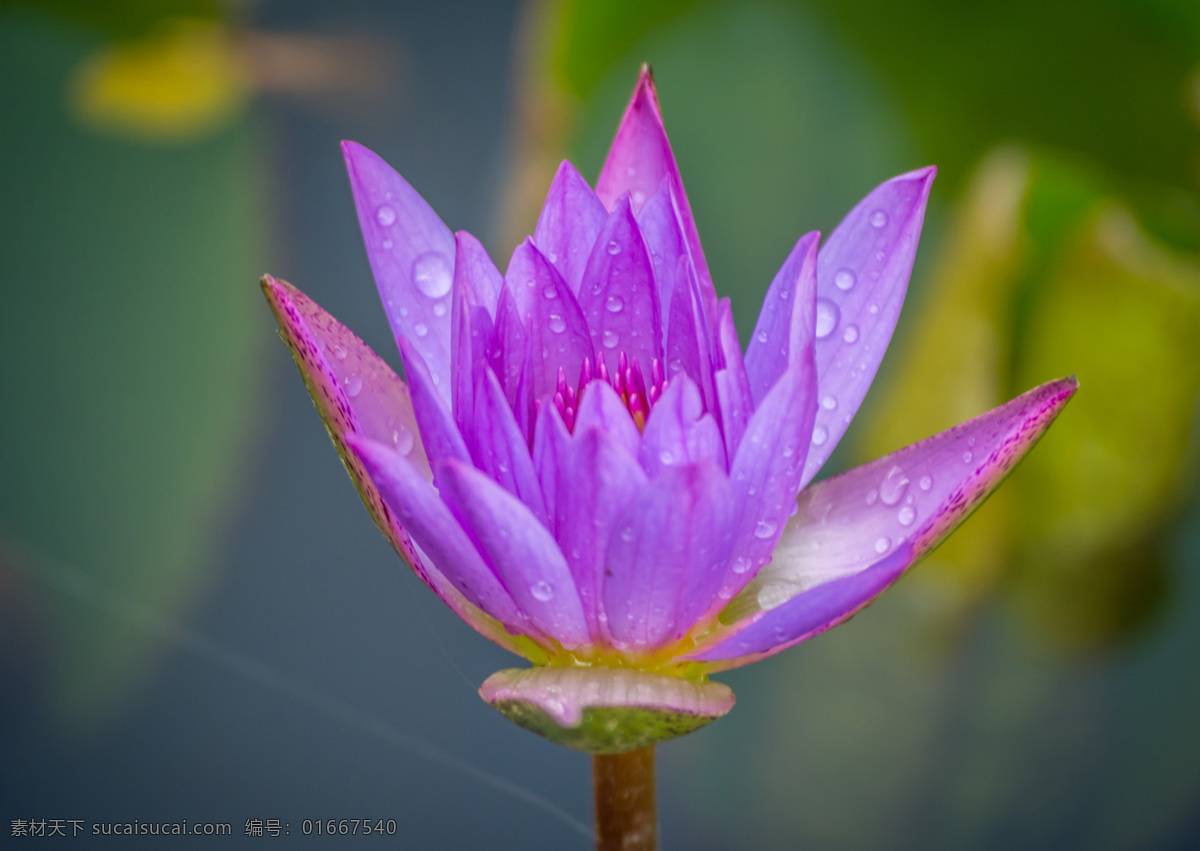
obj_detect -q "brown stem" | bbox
[592,746,658,851]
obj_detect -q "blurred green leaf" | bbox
[0,11,266,726]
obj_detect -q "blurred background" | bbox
[2,0,1199,847]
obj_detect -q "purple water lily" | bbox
[263,68,1075,752]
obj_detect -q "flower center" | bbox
[552,351,668,431]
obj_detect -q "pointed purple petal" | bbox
[578,196,662,372]
[715,356,817,606]
[693,377,1078,667]
[533,160,607,295]
[691,543,914,665]
[543,425,648,642]
[491,285,528,407]
[453,230,502,318]
[450,234,499,442]
[713,300,754,459]
[594,66,717,321]
[398,336,470,477]
[636,179,688,344]
[508,238,594,403]
[347,436,533,634]
[342,141,456,403]
[438,458,590,648]
[744,231,819,406]
[603,462,734,649]
[639,373,726,478]
[472,366,550,526]
[573,379,642,458]
[664,255,718,414]
[803,166,937,485]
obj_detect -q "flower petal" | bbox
[533,160,607,296]
[342,141,456,404]
[472,366,549,527]
[639,373,726,478]
[578,196,663,372]
[664,255,718,413]
[604,462,734,649]
[539,417,648,641]
[452,229,502,318]
[450,232,499,442]
[573,379,642,458]
[595,65,717,321]
[636,179,688,345]
[713,299,754,459]
[398,335,470,479]
[715,355,816,606]
[490,284,529,409]
[803,166,937,486]
[507,238,594,404]
[695,376,1078,667]
[438,458,590,648]
[347,436,533,635]
[744,230,819,406]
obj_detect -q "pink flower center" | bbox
[552,351,668,432]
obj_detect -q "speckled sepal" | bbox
[479,666,734,754]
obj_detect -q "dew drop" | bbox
[414,322,429,337]
[632,190,646,205]
[602,329,620,349]
[866,488,879,506]
[606,240,621,256]
[919,475,933,491]
[754,519,778,539]
[870,209,889,228]
[382,238,393,250]
[392,427,414,455]
[432,301,447,317]
[531,581,555,602]
[755,330,768,343]
[605,295,624,313]
[331,344,348,361]
[782,445,795,458]
[732,557,750,575]
[658,450,673,465]
[542,283,558,299]
[821,395,838,410]
[375,205,396,227]
[812,425,828,446]
[868,303,879,315]
[411,251,453,298]
[879,465,910,505]
[815,299,840,339]
[620,526,635,543]
[834,269,856,291]
[342,375,362,398]
[962,450,973,464]
[898,505,916,526]
[875,536,891,554]
[548,315,566,334]
[842,324,860,344]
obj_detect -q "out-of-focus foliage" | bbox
[866,149,1200,648]
[0,0,223,38]
[0,11,267,726]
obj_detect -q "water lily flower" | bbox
[262,67,1075,755]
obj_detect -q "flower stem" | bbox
[592,746,657,851]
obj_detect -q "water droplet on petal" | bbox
[658,450,673,465]
[531,581,554,602]
[392,427,414,455]
[866,488,879,506]
[375,205,396,226]
[919,475,932,491]
[413,322,429,337]
[602,329,619,349]
[815,299,840,339]
[382,238,393,250]
[548,314,566,334]
[605,295,624,313]
[879,465,909,505]
[606,240,621,256]
[812,425,828,446]
[620,526,635,543]
[875,536,891,554]
[870,209,888,228]
[834,269,856,291]
[868,303,879,315]
[755,330,768,343]
[821,395,837,410]
[962,451,973,464]
[331,344,348,361]
[754,519,778,539]
[342,375,362,398]
[842,324,859,344]
[411,251,453,298]
[432,301,447,317]
[898,505,915,526]
[542,283,558,299]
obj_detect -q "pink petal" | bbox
[342,141,456,403]
[639,373,726,478]
[744,230,819,406]
[438,459,590,648]
[533,160,607,296]
[594,65,718,321]
[507,238,594,404]
[347,436,533,635]
[472,366,550,527]
[692,376,1078,667]
[577,196,663,373]
[803,166,937,486]
[603,461,734,649]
